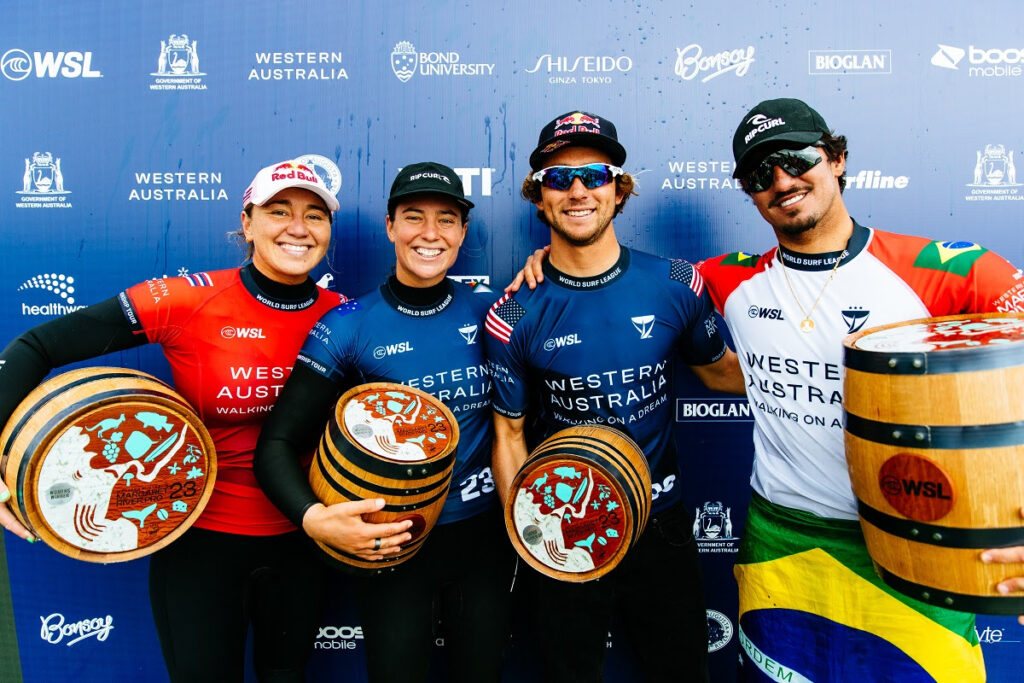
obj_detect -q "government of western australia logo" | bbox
[16,152,72,209]
[966,144,1021,202]
[391,41,416,82]
[693,500,739,553]
[150,34,206,91]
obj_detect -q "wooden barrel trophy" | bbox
[505,425,652,582]
[309,382,458,572]
[844,313,1024,614]
[0,367,217,563]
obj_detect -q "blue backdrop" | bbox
[2,1,1022,680]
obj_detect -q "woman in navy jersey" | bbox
[255,162,514,683]
[0,159,406,682]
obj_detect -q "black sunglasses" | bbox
[531,163,623,191]
[743,146,823,192]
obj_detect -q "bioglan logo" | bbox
[249,50,348,82]
[19,273,85,317]
[808,49,891,75]
[543,334,582,351]
[931,43,1024,78]
[39,613,114,646]
[747,305,785,320]
[675,397,753,422]
[150,34,205,91]
[523,54,633,85]
[390,41,494,82]
[220,326,266,340]
[315,625,363,650]
[1,49,102,81]
[16,152,72,209]
[373,341,414,359]
[631,315,655,339]
[674,43,755,83]
[966,144,1021,202]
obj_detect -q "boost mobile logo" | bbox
[1,49,102,80]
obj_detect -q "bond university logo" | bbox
[631,315,655,339]
[150,34,205,91]
[1,49,102,81]
[693,500,739,554]
[965,144,1021,202]
[931,44,965,70]
[674,43,755,82]
[391,41,416,82]
[19,273,85,317]
[459,324,478,345]
[16,152,72,209]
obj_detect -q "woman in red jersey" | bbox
[0,159,407,682]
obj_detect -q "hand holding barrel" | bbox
[302,498,413,561]
[980,506,1024,625]
[0,483,34,541]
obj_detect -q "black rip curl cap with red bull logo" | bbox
[529,110,627,170]
[731,98,831,177]
[243,159,340,212]
[388,161,474,212]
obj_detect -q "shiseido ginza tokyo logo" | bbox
[524,54,633,84]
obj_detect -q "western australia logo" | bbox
[150,34,206,91]
[249,50,348,82]
[16,152,72,209]
[524,54,633,85]
[1,49,102,81]
[390,41,494,82]
[129,170,228,202]
[674,43,754,83]
[966,144,1021,202]
[19,273,85,317]
[663,159,743,192]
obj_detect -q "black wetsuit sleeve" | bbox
[0,296,145,429]
[254,363,341,527]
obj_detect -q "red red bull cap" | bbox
[529,110,627,170]
[242,158,340,212]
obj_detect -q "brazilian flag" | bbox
[735,493,984,682]
[913,241,988,277]
[721,251,762,268]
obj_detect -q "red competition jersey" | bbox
[698,223,1024,519]
[121,268,344,535]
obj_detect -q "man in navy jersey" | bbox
[255,162,513,683]
[485,111,744,682]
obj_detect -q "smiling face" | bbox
[533,146,625,248]
[386,194,467,288]
[749,146,846,241]
[241,187,331,285]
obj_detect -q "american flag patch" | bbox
[185,272,214,287]
[242,185,254,206]
[669,260,703,297]
[485,293,526,344]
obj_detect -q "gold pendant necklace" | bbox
[780,249,847,333]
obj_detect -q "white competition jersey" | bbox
[700,221,1024,519]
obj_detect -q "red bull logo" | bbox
[271,162,320,184]
[555,112,601,128]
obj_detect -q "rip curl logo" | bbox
[40,613,114,646]
[674,43,755,83]
[631,315,655,339]
[743,114,785,144]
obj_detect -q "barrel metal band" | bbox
[316,436,449,498]
[844,412,1024,449]
[876,566,1024,616]
[326,417,451,479]
[858,499,1024,548]
[844,343,1024,375]
[315,459,451,513]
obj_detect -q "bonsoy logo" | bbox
[1,49,102,80]
[39,613,114,646]
[674,43,754,82]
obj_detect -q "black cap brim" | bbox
[733,131,824,177]
[387,189,474,212]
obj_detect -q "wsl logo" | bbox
[1,49,102,81]
[543,334,582,351]
[19,273,85,317]
[150,35,205,90]
[373,341,414,359]
[966,144,1022,202]
[631,314,655,339]
[747,305,785,320]
[16,152,72,209]
[693,500,739,554]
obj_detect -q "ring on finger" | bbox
[373,537,382,552]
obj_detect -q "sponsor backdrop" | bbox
[1,1,1022,680]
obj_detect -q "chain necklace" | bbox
[779,249,847,333]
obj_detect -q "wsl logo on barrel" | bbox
[149,34,205,91]
[15,152,72,209]
[878,454,955,521]
[693,500,739,554]
[37,406,209,552]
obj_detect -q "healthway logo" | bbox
[674,43,754,83]
[931,44,1024,78]
[1,49,102,81]
[19,273,85,316]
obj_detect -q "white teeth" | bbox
[567,209,593,217]
[415,247,441,257]
[779,194,805,208]
[279,244,310,255]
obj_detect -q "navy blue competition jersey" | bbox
[484,247,727,512]
[297,279,497,524]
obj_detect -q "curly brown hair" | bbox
[520,172,638,226]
